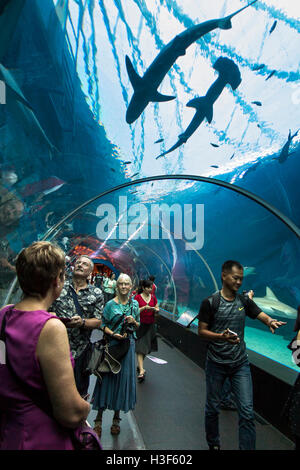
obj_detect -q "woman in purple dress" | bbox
[0,241,90,450]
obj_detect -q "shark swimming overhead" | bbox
[156,56,241,159]
[125,1,257,124]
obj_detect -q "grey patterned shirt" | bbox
[50,280,104,359]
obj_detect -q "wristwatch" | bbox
[81,318,86,328]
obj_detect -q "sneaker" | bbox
[209,444,220,450]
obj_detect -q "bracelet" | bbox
[81,318,86,328]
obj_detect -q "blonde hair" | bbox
[16,241,65,298]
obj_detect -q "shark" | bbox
[243,266,256,276]
[125,1,257,124]
[253,287,297,319]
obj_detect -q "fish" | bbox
[251,101,262,106]
[156,56,241,159]
[230,153,235,159]
[131,172,139,178]
[252,64,265,71]
[253,287,297,319]
[243,266,256,276]
[0,64,58,152]
[269,20,277,34]
[125,1,257,124]
[276,129,299,164]
[211,165,219,168]
[154,138,164,144]
[210,143,219,147]
[122,161,132,165]
[21,176,65,197]
[266,70,276,81]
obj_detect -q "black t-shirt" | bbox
[198,294,261,365]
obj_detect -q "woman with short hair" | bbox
[92,273,140,437]
[0,241,90,450]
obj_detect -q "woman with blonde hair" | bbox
[92,273,140,437]
[0,241,90,450]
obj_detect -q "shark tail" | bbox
[186,97,213,123]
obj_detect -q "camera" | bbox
[121,317,136,335]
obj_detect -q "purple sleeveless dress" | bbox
[0,305,75,450]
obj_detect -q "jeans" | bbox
[205,358,256,450]
[221,377,235,405]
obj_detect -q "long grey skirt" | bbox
[92,336,136,413]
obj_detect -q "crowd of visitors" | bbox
[0,242,298,451]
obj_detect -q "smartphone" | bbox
[227,329,238,336]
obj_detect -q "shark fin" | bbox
[150,91,175,103]
[265,287,279,300]
[186,97,213,123]
[125,55,143,90]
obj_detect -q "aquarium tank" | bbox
[0,0,300,385]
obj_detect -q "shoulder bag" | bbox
[86,309,132,380]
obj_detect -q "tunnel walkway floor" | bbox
[87,336,294,451]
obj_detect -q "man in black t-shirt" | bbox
[197,260,286,450]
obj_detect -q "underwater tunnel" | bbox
[0,0,300,450]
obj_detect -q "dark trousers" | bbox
[74,349,90,397]
[205,358,256,450]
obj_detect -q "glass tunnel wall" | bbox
[0,0,300,383]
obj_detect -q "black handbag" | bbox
[85,313,131,379]
[0,308,101,451]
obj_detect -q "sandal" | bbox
[93,422,102,438]
[137,371,146,383]
[111,417,121,435]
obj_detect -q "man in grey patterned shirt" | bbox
[198,260,286,450]
[50,255,104,396]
